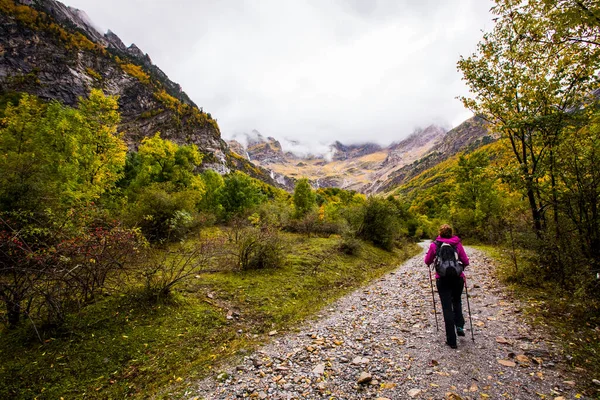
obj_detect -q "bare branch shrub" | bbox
[235,227,285,271]
[0,217,144,329]
[139,237,223,301]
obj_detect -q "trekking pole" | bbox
[463,277,475,342]
[428,264,439,332]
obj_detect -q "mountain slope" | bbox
[367,116,493,194]
[226,122,490,194]
[0,0,281,185]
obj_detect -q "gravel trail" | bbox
[192,244,584,399]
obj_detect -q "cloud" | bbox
[63,0,494,146]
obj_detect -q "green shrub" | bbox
[358,197,401,251]
[254,199,293,229]
[293,178,315,217]
[219,171,265,220]
[339,235,361,256]
[129,184,199,242]
[237,228,285,270]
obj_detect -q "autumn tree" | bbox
[450,152,501,238]
[293,178,316,217]
[198,169,225,214]
[125,133,205,241]
[218,171,265,219]
[129,132,204,191]
[0,90,138,327]
[457,0,600,235]
[458,0,600,292]
[0,90,126,213]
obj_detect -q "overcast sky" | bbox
[63,0,495,147]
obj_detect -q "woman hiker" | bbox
[424,224,470,349]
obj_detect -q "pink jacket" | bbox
[424,236,469,278]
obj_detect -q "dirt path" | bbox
[191,244,583,399]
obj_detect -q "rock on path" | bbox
[190,244,584,399]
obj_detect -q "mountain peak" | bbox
[330,141,382,161]
[104,29,127,52]
[33,0,105,43]
[127,43,150,61]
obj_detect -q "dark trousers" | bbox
[436,276,465,346]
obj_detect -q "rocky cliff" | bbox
[0,0,281,185]
[330,141,382,161]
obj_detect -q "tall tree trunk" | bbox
[525,177,543,236]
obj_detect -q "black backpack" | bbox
[434,240,463,278]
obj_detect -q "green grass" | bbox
[474,245,600,396]
[0,230,420,399]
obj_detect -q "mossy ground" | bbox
[0,230,419,399]
[475,245,600,393]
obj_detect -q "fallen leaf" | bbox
[497,359,516,367]
[408,388,422,397]
[391,336,406,344]
[495,336,511,345]
[516,354,530,365]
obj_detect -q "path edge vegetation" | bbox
[0,229,420,399]
[474,245,600,394]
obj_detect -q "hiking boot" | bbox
[456,327,465,337]
[446,341,457,349]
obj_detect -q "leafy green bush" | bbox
[338,235,361,256]
[358,197,401,251]
[237,228,285,270]
[293,178,315,217]
[128,184,200,242]
[219,171,265,220]
[286,210,343,237]
[254,200,293,229]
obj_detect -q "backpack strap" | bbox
[434,240,441,255]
